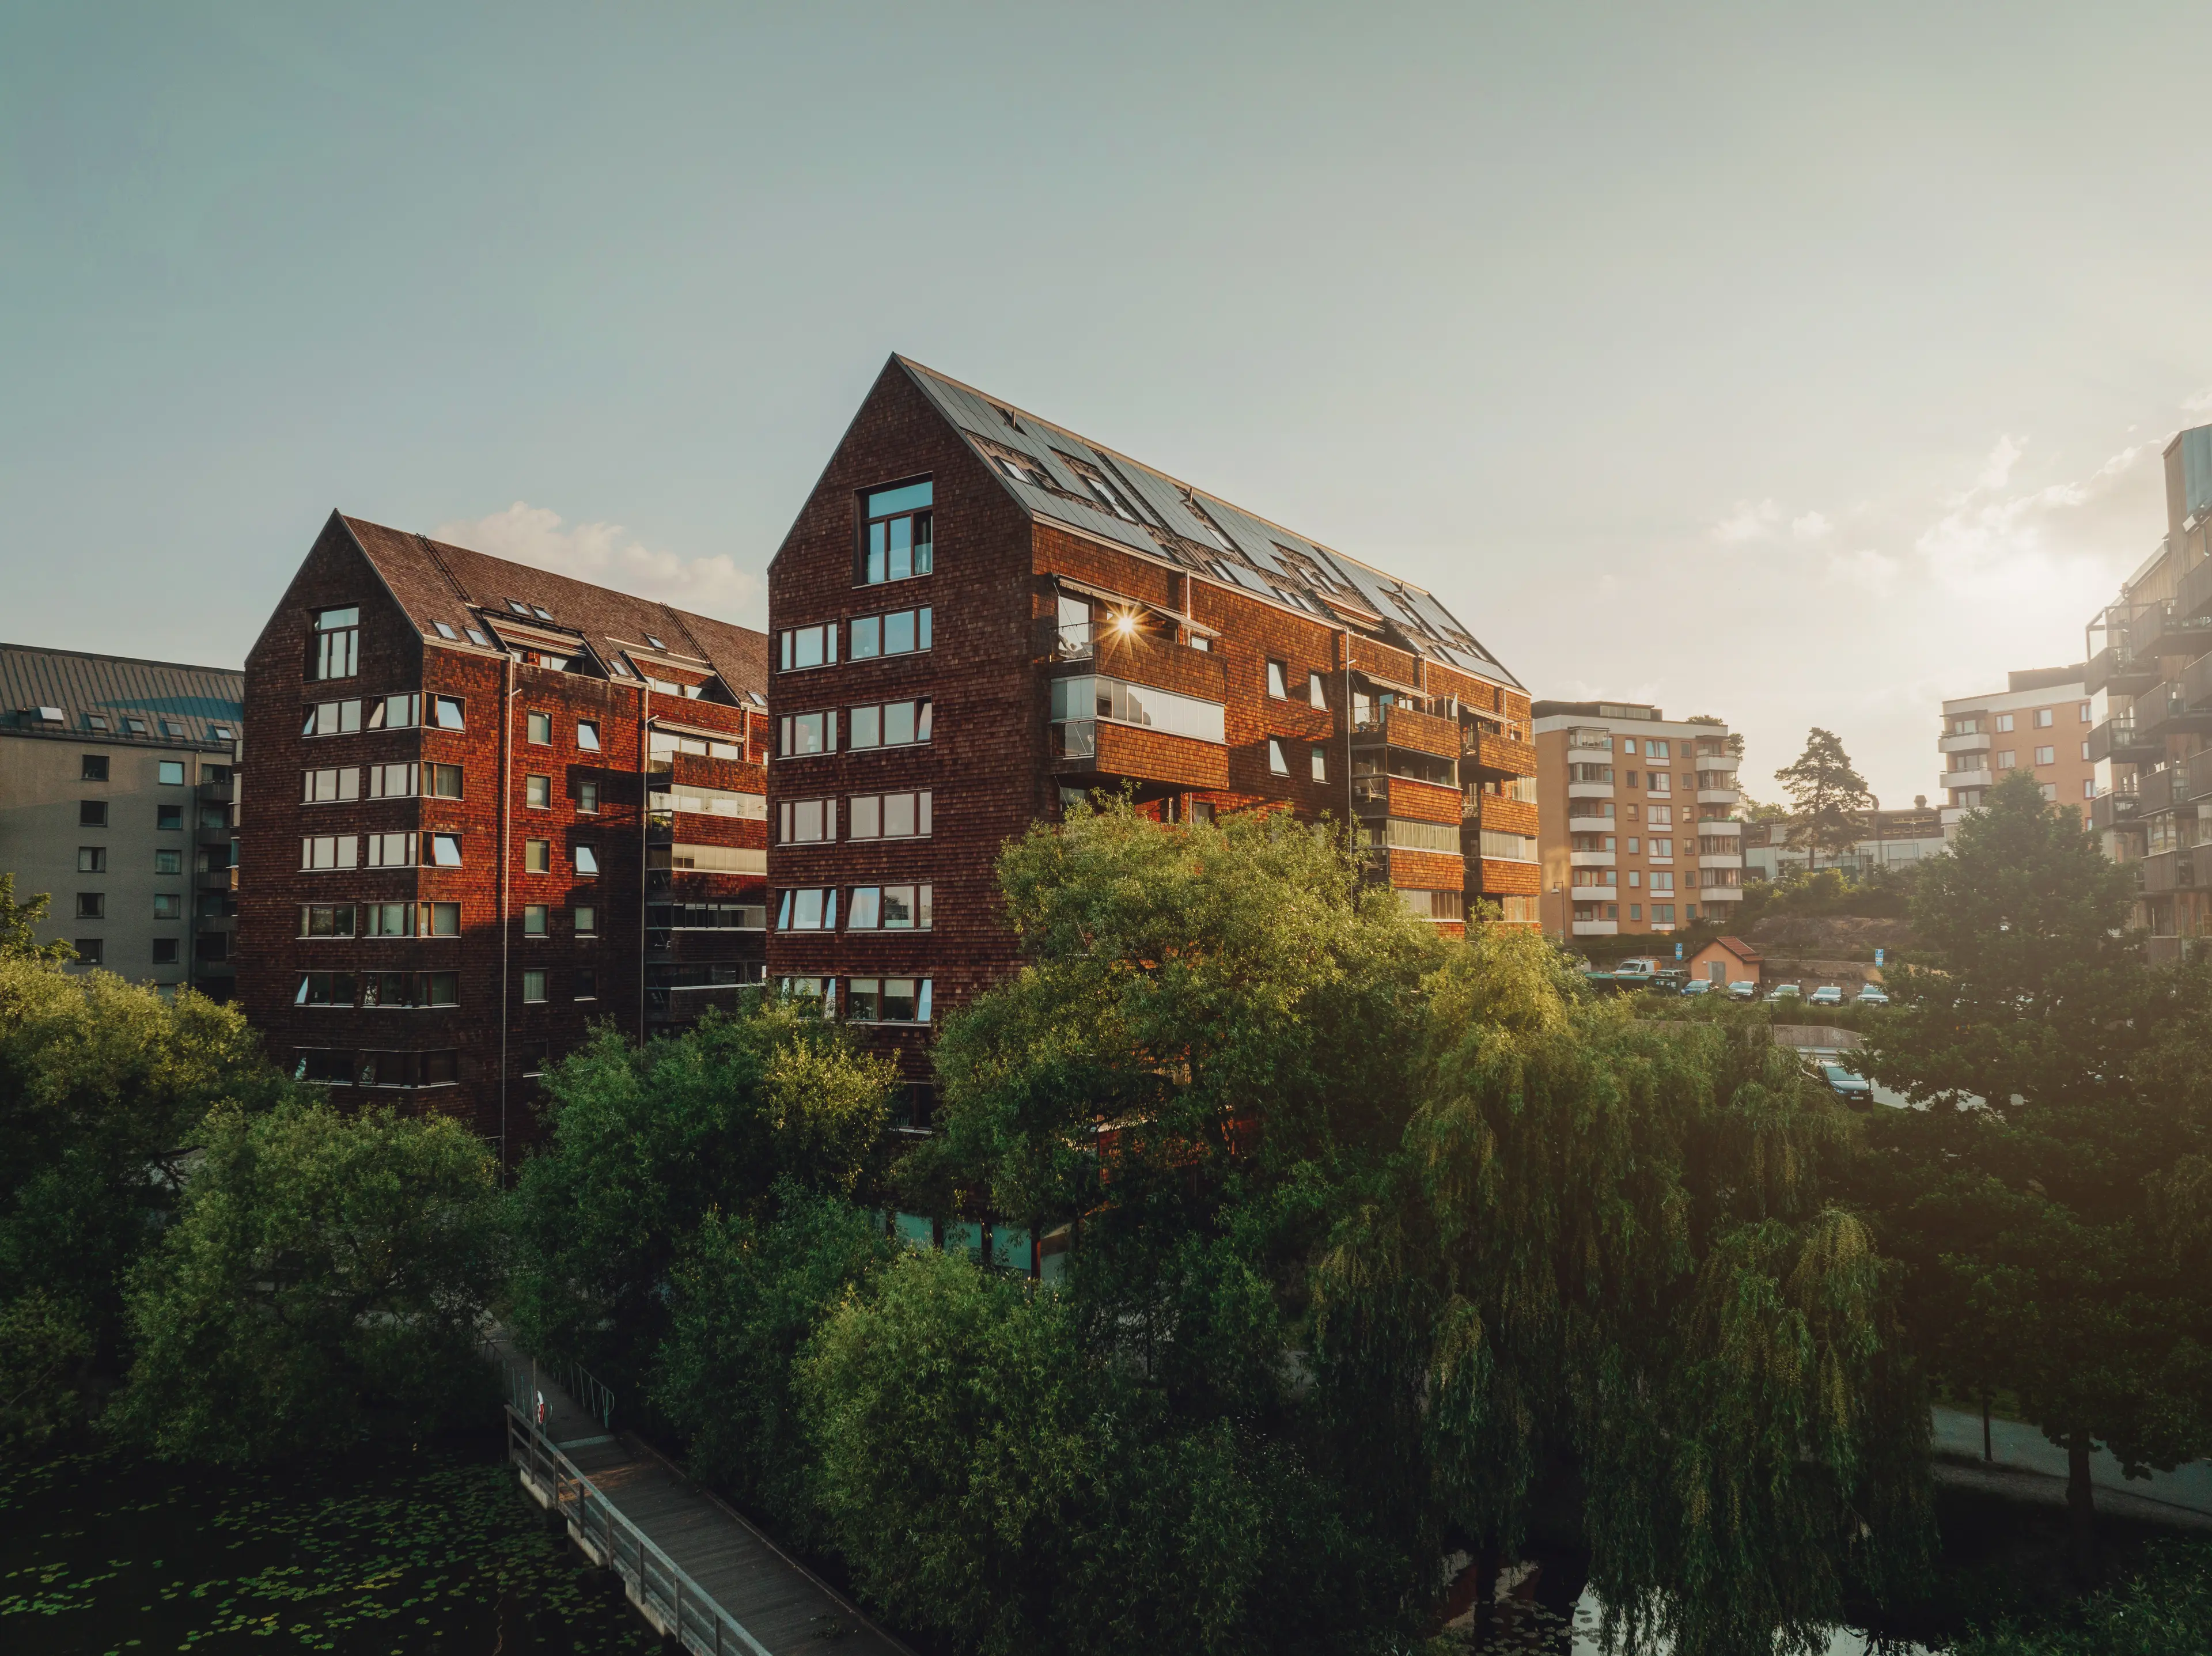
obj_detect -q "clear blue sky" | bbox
[6,3,2211,804]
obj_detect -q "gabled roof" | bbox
[893,357,1524,691]
[1707,936,1763,963]
[1,643,242,745]
[338,516,768,702]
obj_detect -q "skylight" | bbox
[85,714,108,731]
[433,621,458,640]
[161,720,185,737]
[211,725,234,740]
[646,635,665,650]
[507,600,529,615]
[35,705,63,723]
[465,628,490,646]
[532,606,553,622]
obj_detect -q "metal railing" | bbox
[505,1405,771,1656]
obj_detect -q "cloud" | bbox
[1913,436,2153,597]
[2184,386,2212,414]
[1714,498,1781,543]
[1790,510,1835,541]
[1823,547,1900,596]
[431,502,758,620]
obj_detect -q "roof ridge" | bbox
[0,642,243,678]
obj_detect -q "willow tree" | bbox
[1314,928,1930,1654]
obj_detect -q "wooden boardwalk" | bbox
[501,1348,911,1656]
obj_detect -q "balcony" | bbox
[1695,816,1743,835]
[1938,730,1992,755]
[197,778,234,804]
[1698,852,1745,869]
[1466,729,1539,778]
[2136,684,2212,743]
[2188,749,2212,802]
[199,866,237,893]
[2084,643,2158,698]
[1572,919,1619,937]
[1695,787,1739,806]
[2139,766,2182,814]
[1052,718,1229,791]
[2182,649,2212,715]
[2090,781,2143,833]
[1566,812,1615,833]
[2130,598,2212,660]
[1046,621,1229,703]
[2178,555,2212,626]
[1353,773,1461,820]
[1946,767,1995,793]
[2087,717,2164,766]
[1698,884,1746,903]
[1567,779,1615,801]
[1354,703,1461,761]
[1469,794,1539,836]
[2139,848,2193,895]
[1570,849,1616,867]
[1570,881,1616,902]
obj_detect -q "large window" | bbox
[312,607,359,681]
[1362,818,1461,855]
[302,699,361,737]
[656,785,766,820]
[301,835,359,870]
[364,832,416,868]
[363,971,459,1008]
[1048,677,1225,745]
[846,977,932,1024]
[294,972,355,1007]
[851,608,931,660]
[1398,889,1464,922]
[358,1050,459,1089]
[861,480,933,584]
[1478,829,1538,862]
[849,884,932,930]
[779,799,835,843]
[780,711,835,757]
[780,623,836,671]
[303,767,360,803]
[368,762,416,798]
[850,790,931,839]
[777,888,837,930]
[850,699,933,749]
[650,727,744,761]
[300,904,356,938]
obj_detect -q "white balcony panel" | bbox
[1570,882,1615,901]
[1699,853,1745,869]
[1694,817,1742,834]
[1567,813,1616,832]
[1696,788,1739,805]
[1572,919,1619,936]
[1940,731,1992,755]
[1567,780,1616,799]
[1569,850,1616,867]
[1947,769,1994,791]
[1698,885,1746,901]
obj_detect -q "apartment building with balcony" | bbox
[2077,424,2212,958]
[1,644,243,996]
[1938,666,2093,832]
[1531,700,1744,939]
[1741,803,1947,883]
[236,514,770,1154]
[764,357,1537,1116]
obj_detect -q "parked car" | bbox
[1766,983,1802,1003]
[1820,1063,1874,1109]
[1855,986,1890,1006]
[1680,979,1714,997]
[1727,980,1759,1001]
[1808,984,1844,1007]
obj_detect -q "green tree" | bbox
[0,871,75,964]
[112,1097,505,1462]
[1855,771,2212,1574]
[0,957,278,1446]
[505,1001,896,1384]
[1775,728,1873,868]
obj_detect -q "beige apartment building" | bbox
[2078,424,2212,959]
[1,644,244,996]
[1937,666,2094,835]
[1532,700,1744,941]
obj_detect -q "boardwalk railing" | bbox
[505,1404,770,1656]
[502,1354,617,1433]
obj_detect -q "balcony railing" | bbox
[1465,729,1539,778]
[2088,717,2162,765]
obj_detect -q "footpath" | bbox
[1931,1405,2212,1530]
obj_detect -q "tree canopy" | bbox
[1776,728,1874,867]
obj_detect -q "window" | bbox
[78,801,107,827]
[2079,702,2092,722]
[776,889,837,930]
[358,1049,459,1089]
[527,710,551,744]
[780,623,837,670]
[847,977,932,1024]
[523,971,548,1004]
[302,767,359,804]
[575,968,598,1001]
[466,628,490,647]
[577,720,600,752]
[153,804,182,831]
[152,893,180,919]
[1996,713,2014,733]
[578,781,598,814]
[526,774,551,809]
[294,972,356,1007]
[300,904,357,938]
[428,763,464,798]
[367,763,415,798]
[849,790,931,839]
[1650,839,1673,859]
[151,938,179,965]
[157,760,184,786]
[1628,903,1641,920]
[849,699,933,749]
[306,606,360,680]
[425,901,461,936]
[861,480,933,584]
[76,892,104,919]
[364,903,414,937]
[301,835,359,870]
[2084,778,2097,799]
[154,850,181,874]
[362,971,458,1008]
[1266,660,1289,699]
[2035,708,2054,728]
[574,845,599,877]
[1995,750,2016,770]
[81,755,108,781]
[429,833,462,867]
[75,847,105,873]
[525,839,550,873]
[850,608,931,660]
[1268,739,1288,776]
[1652,904,1675,924]
[2039,783,2057,801]
[2035,746,2055,766]
[84,715,109,733]
[524,905,548,937]
[74,939,103,965]
[574,905,597,935]
[1397,889,1464,922]
[780,799,834,843]
[1647,772,1670,795]
[781,711,834,756]
[1478,829,1539,861]
[293,1048,350,1085]
[849,884,933,930]
[1651,871,1675,893]
[361,833,415,868]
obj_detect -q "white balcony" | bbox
[1947,768,1994,791]
[1692,751,1740,771]
[1940,731,1992,755]
[1694,816,1742,834]
[1569,850,1616,867]
[1695,788,1738,806]
[1699,853,1744,869]
[1570,882,1616,901]
[1567,813,1616,832]
[1698,885,1746,902]
[1567,780,1616,800]
[1572,919,1619,936]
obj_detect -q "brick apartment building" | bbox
[2078,423,2212,958]
[1530,700,1745,941]
[764,357,1539,1116]
[237,513,771,1159]
[1,643,243,995]
[1938,666,2093,832]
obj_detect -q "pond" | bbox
[0,1429,660,1654]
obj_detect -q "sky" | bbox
[6,3,2212,807]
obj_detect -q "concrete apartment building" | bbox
[236,513,771,1154]
[1741,803,1948,883]
[2078,423,2212,958]
[1,645,243,996]
[1530,700,1744,940]
[764,357,1538,1118]
[1938,667,2094,835]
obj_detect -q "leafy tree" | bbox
[1775,727,1873,868]
[0,871,75,964]
[1315,931,1930,1655]
[1854,771,2212,1574]
[652,1184,891,1540]
[0,958,278,1445]
[111,1097,505,1462]
[505,1001,896,1384]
